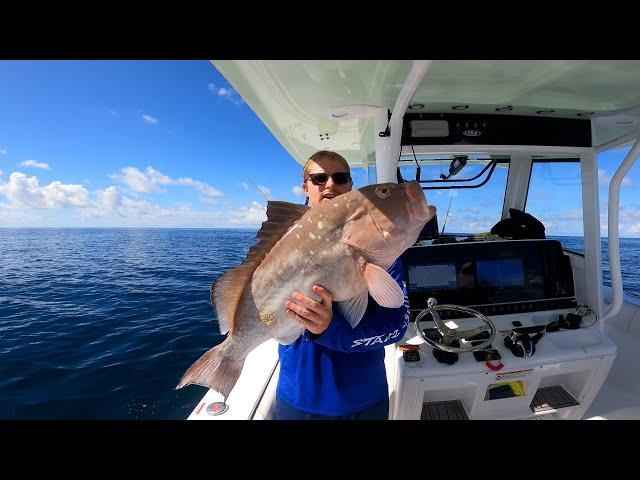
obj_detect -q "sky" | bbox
[0,60,639,236]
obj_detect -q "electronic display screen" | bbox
[476,258,525,288]
[401,240,574,309]
[408,264,457,292]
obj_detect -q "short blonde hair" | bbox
[302,150,350,182]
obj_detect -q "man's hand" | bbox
[285,285,333,335]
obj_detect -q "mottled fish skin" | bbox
[177,181,434,398]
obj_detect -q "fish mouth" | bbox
[404,181,432,222]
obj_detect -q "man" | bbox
[275,150,410,420]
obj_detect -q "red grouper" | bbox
[177,180,435,399]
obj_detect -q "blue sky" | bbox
[0,60,639,236]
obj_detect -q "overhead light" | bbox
[536,109,555,114]
[616,120,635,125]
[331,112,347,118]
[452,105,469,111]
[495,106,513,112]
[409,103,425,110]
[577,112,595,117]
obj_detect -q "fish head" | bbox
[340,181,435,266]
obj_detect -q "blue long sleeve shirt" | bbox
[276,258,410,416]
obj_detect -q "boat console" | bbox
[392,239,617,420]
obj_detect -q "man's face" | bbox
[303,158,353,207]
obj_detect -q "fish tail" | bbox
[176,342,243,399]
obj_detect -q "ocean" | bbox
[1,229,639,419]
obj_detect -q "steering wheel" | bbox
[414,298,496,353]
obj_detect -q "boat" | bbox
[187,60,640,420]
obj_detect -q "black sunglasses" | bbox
[306,172,352,186]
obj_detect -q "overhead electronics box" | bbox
[402,113,592,147]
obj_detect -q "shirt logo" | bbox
[351,329,401,348]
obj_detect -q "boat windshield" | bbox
[395,156,510,236]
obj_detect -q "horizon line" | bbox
[0,227,638,240]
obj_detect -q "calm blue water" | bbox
[1,229,639,419]
[547,236,640,299]
[0,229,256,419]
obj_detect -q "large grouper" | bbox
[177,180,435,398]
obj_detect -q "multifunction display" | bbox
[401,240,575,314]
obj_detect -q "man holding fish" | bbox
[276,150,415,420]
[178,150,435,420]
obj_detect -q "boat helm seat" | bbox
[490,208,545,240]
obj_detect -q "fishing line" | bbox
[441,188,455,234]
[246,176,270,203]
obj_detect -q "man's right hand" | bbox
[285,285,333,335]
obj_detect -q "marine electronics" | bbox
[400,239,575,318]
[402,113,591,147]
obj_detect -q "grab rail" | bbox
[602,135,640,323]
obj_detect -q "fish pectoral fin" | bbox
[363,263,405,308]
[337,291,369,329]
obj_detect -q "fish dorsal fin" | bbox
[211,201,310,334]
[244,201,310,265]
[363,263,405,308]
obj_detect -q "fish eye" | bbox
[375,186,391,198]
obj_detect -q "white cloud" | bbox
[109,109,120,118]
[142,114,158,125]
[0,201,44,226]
[439,211,498,234]
[109,166,223,202]
[110,166,172,193]
[628,224,640,234]
[240,181,249,191]
[209,83,244,105]
[0,148,7,155]
[82,186,123,217]
[599,168,632,187]
[175,177,223,202]
[0,171,89,209]
[226,201,267,225]
[20,160,51,170]
[80,191,266,227]
[292,185,305,197]
[81,186,166,219]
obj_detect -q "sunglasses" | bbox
[306,172,352,186]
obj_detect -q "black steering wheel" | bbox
[414,297,496,353]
